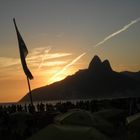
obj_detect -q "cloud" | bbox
[0,46,73,80]
[0,57,22,80]
[0,57,20,67]
[27,46,51,61]
[38,47,52,69]
[115,64,140,71]
[26,46,72,69]
[44,53,72,59]
[42,61,68,67]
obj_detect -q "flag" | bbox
[13,18,33,80]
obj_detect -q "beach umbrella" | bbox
[127,113,140,140]
[27,109,113,140]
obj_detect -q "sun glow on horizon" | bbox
[48,75,66,84]
[47,69,73,85]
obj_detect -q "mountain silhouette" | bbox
[121,71,140,81]
[20,55,140,102]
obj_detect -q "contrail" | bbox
[38,47,51,70]
[49,52,86,83]
[49,18,140,83]
[66,18,140,68]
[94,18,140,47]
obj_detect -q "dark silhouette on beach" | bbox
[0,98,140,140]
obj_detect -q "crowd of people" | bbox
[0,100,98,114]
[0,98,139,140]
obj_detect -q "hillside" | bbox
[20,55,140,102]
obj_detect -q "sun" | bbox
[48,74,67,84]
[45,65,79,85]
[51,75,66,83]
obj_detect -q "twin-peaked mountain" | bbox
[20,55,140,102]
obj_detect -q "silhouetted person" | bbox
[37,103,40,112]
[129,98,138,115]
[17,105,23,112]
[46,104,54,112]
[24,104,27,112]
[28,104,35,114]
[40,103,45,112]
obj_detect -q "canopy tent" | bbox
[127,113,140,140]
[27,109,121,140]
[93,109,124,120]
[27,123,111,140]
[55,109,95,126]
[55,109,114,135]
[93,109,126,125]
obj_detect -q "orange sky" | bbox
[0,0,140,102]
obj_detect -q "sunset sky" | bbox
[0,0,140,102]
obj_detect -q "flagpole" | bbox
[13,18,34,106]
[27,77,33,106]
